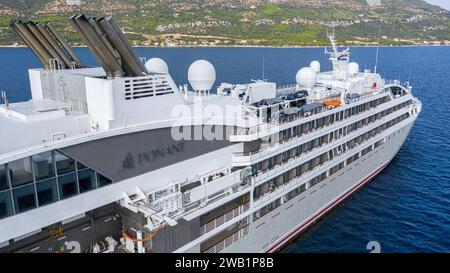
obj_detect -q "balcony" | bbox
[251,112,414,209]
[200,202,250,236]
[230,89,391,142]
[202,224,250,253]
[232,95,412,166]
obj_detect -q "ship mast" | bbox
[325,30,351,80]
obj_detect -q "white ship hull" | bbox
[222,120,415,253]
[0,20,423,253]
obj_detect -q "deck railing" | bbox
[203,224,250,253]
[235,89,390,137]
[200,202,250,236]
[251,111,414,205]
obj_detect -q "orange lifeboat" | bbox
[322,99,341,108]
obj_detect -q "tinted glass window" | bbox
[54,151,75,175]
[97,173,112,187]
[0,164,8,191]
[9,158,34,187]
[32,151,55,181]
[78,169,96,193]
[77,161,87,170]
[0,190,13,219]
[58,173,77,199]
[13,184,36,213]
[36,178,58,206]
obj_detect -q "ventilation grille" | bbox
[124,76,174,100]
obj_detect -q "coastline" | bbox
[0,44,449,49]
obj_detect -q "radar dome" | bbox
[296,67,317,88]
[348,62,359,74]
[145,58,169,74]
[188,60,216,91]
[310,61,321,73]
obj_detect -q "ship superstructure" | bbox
[0,15,421,253]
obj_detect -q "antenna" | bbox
[374,24,381,74]
[262,56,265,80]
[1,90,9,109]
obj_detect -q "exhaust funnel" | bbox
[70,14,123,78]
[26,22,67,69]
[11,20,52,69]
[46,23,83,67]
[106,17,147,75]
[97,17,144,77]
[10,19,83,69]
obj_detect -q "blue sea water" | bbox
[0,46,449,253]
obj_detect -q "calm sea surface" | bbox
[0,46,449,252]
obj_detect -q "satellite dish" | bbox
[145,58,169,74]
[296,67,317,88]
[188,60,216,92]
[310,61,321,73]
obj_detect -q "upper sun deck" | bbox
[0,58,413,159]
[0,99,70,122]
[0,99,91,156]
[0,28,416,162]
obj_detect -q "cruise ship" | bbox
[0,15,421,253]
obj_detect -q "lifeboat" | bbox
[322,99,341,108]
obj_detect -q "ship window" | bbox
[36,178,58,206]
[97,173,112,187]
[8,157,34,188]
[0,190,13,219]
[76,161,88,171]
[268,158,273,169]
[78,169,96,193]
[32,151,55,181]
[293,126,298,137]
[54,151,76,175]
[0,164,8,191]
[13,184,36,213]
[316,118,322,128]
[58,173,78,199]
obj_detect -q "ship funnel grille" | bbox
[124,75,174,100]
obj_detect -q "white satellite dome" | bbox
[348,62,359,74]
[145,58,169,74]
[188,60,216,91]
[296,67,317,88]
[310,60,321,73]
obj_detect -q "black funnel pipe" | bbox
[73,14,124,77]
[69,14,108,74]
[10,20,47,67]
[12,20,52,69]
[97,17,143,77]
[88,17,121,64]
[35,23,72,68]
[106,17,147,75]
[27,22,67,69]
[46,23,82,67]
[70,14,123,78]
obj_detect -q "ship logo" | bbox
[121,141,185,171]
[122,153,136,170]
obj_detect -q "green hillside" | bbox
[0,0,449,46]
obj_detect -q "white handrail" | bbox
[199,203,250,236]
